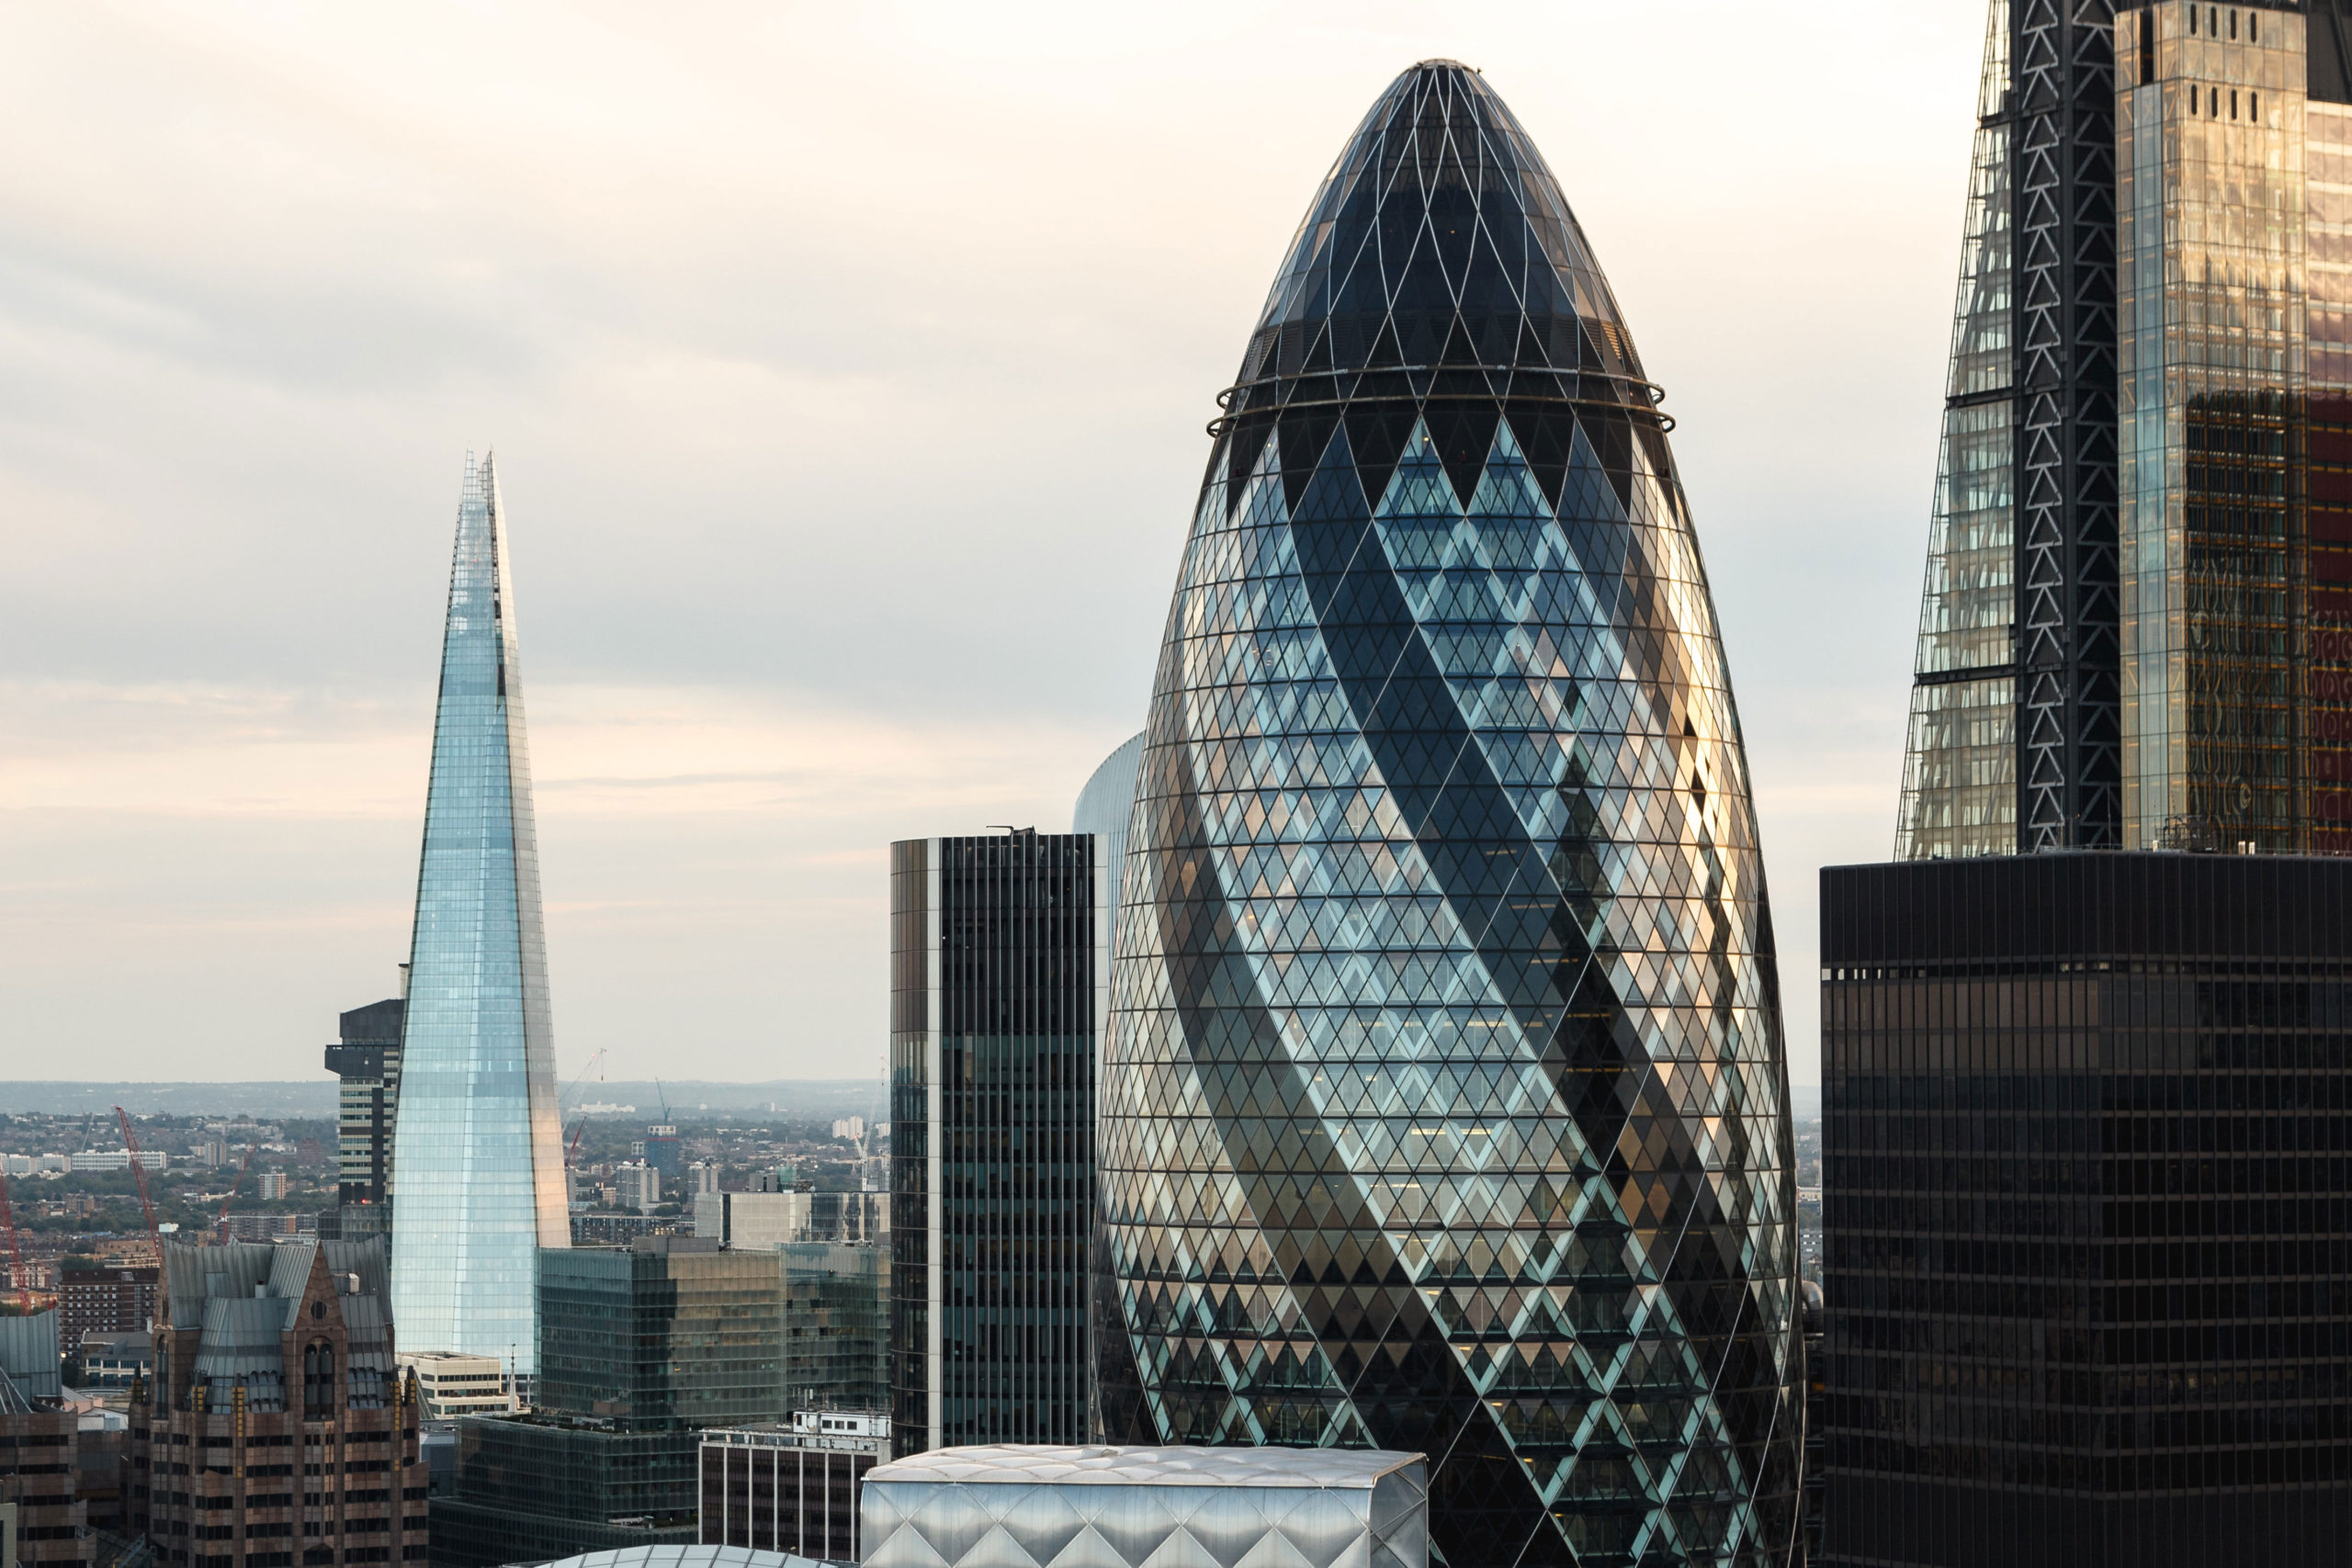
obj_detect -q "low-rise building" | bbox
[861,1447,1430,1568]
[64,1154,165,1175]
[699,1412,887,1565]
[75,1332,152,1389]
[692,1194,885,1250]
[431,1238,798,1568]
[0,1311,85,1568]
[130,1237,428,1568]
[393,1355,515,1421]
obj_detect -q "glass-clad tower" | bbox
[889,831,1103,1456]
[1894,1,2352,858]
[1095,62,1802,1568]
[1894,0,2020,861]
[390,453,570,1383]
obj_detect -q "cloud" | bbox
[0,0,1989,1080]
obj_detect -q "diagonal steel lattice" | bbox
[1095,61,1803,1568]
[2013,0,2123,850]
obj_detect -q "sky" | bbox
[0,0,1989,1088]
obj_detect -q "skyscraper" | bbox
[1094,61,1803,1568]
[888,830,1102,1456]
[1896,1,2352,858]
[1826,10,2352,1562]
[389,453,570,1389]
[325,985,404,1223]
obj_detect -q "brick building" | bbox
[0,1310,87,1568]
[131,1237,427,1568]
[59,1267,158,1345]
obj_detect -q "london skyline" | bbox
[0,2,1992,1084]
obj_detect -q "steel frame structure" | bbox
[2012,0,2123,850]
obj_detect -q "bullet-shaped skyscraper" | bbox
[1095,61,1803,1568]
[390,453,570,1389]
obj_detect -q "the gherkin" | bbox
[1095,62,1802,1567]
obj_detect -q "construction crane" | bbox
[0,1172,28,1310]
[113,1105,161,1247]
[212,1146,256,1235]
[559,1048,608,1167]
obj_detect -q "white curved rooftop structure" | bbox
[526,1548,822,1568]
[868,1444,1422,1490]
[862,1446,1429,1568]
[865,1438,1411,1495]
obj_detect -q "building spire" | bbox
[389,453,569,1385]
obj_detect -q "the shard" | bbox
[1095,62,1802,1568]
[389,452,569,1384]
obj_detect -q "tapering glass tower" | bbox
[1096,62,1802,1568]
[1894,0,2018,862]
[390,453,570,1383]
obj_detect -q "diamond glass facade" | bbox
[390,453,570,1379]
[1094,61,1801,1568]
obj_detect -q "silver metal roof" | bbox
[865,1445,1424,1489]
[526,1548,821,1568]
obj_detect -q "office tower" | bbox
[1897,2,2352,859]
[433,1236,832,1568]
[131,1237,429,1568]
[641,1125,682,1179]
[1073,730,1147,957]
[389,453,570,1390]
[699,1412,890,1564]
[1819,853,2352,1566]
[779,1242,892,1415]
[614,1163,662,1214]
[325,989,404,1222]
[1093,61,1802,1568]
[888,831,1103,1456]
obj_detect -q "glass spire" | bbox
[389,453,570,1380]
[1096,62,1802,1568]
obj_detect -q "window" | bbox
[2233,90,2239,120]
[302,1344,335,1418]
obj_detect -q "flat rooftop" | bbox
[865,1445,1423,1490]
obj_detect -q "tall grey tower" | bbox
[1094,61,1802,1568]
[390,453,569,1384]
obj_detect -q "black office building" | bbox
[1820,852,2352,1567]
[888,830,1101,1457]
[324,986,404,1226]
